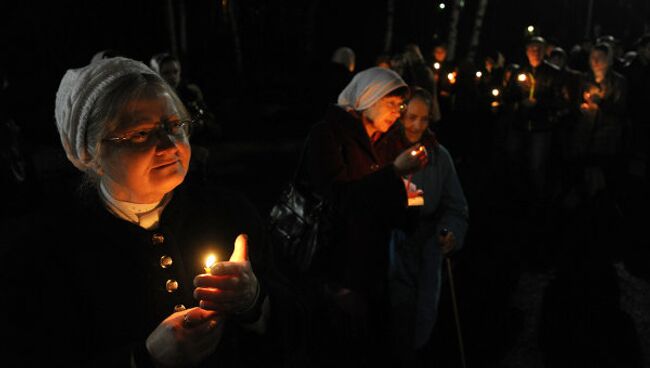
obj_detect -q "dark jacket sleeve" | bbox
[302,122,407,225]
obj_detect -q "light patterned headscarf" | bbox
[337,66,407,111]
[54,57,159,171]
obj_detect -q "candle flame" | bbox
[518,73,527,82]
[411,145,425,156]
[434,62,441,70]
[205,254,217,269]
[491,88,500,97]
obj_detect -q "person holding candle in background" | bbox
[503,36,565,228]
[0,57,306,367]
[564,42,627,205]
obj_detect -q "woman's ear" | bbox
[90,161,104,176]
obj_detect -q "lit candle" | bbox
[491,88,500,97]
[433,62,441,70]
[204,254,217,274]
[447,72,456,84]
[411,145,425,156]
[528,74,536,100]
[517,73,527,82]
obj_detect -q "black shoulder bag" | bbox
[268,140,330,274]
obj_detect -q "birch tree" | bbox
[467,0,489,62]
[384,0,395,53]
[447,0,462,61]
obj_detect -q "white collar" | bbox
[99,181,171,230]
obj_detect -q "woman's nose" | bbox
[155,131,179,153]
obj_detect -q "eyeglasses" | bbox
[383,100,407,113]
[104,120,193,145]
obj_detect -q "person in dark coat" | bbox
[295,67,428,367]
[503,36,565,214]
[566,43,627,201]
[0,57,306,367]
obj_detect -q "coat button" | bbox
[174,304,186,312]
[370,164,379,171]
[152,233,164,245]
[160,255,173,268]
[166,279,179,293]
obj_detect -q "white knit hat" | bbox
[54,57,158,171]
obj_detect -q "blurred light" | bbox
[491,88,500,97]
[527,25,535,33]
[475,71,482,78]
[439,3,446,10]
[518,73,527,82]
[434,62,441,70]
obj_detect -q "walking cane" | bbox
[441,229,467,368]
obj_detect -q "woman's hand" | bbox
[438,230,457,255]
[146,307,223,368]
[394,144,428,176]
[194,234,260,314]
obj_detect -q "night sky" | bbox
[1,0,648,145]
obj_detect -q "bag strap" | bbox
[292,135,311,185]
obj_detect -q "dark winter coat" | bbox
[294,105,408,366]
[0,180,306,367]
[298,105,407,295]
[505,60,565,132]
[570,70,627,161]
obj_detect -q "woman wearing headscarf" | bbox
[294,67,428,366]
[0,57,305,367]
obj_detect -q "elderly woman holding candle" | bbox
[377,87,469,365]
[1,57,303,367]
[292,67,427,366]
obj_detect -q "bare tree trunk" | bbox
[224,0,244,75]
[304,0,321,55]
[164,0,178,56]
[383,0,395,53]
[467,0,489,62]
[178,0,188,57]
[447,0,462,61]
[585,0,594,39]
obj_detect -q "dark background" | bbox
[1,0,648,146]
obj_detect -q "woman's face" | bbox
[363,95,405,134]
[98,92,191,203]
[526,43,544,67]
[402,98,430,143]
[434,47,447,63]
[590,49,610,75]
